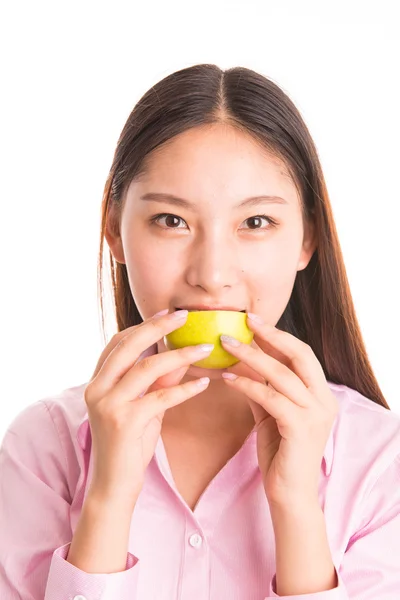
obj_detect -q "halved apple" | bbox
[164,310,253,369]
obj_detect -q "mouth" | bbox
[175,306,246,313]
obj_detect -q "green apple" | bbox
[164,310,254,369]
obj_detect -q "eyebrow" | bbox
[140,192,289,211]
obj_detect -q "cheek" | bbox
[248,238,301,312]
[251,266,296,302]
[124,243,180,310]
[250,237,300,282]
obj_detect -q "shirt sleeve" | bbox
[0,400,140,600]
[264,453,400,599]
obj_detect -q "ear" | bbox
[104,201,126,265]
[297,214,317,271]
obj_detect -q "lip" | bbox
[176,305,246,312]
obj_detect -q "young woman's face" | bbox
[107,123,316,358]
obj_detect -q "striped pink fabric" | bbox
[1,380,400,599]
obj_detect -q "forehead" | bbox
[130,124,299,205]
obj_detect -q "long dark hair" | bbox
[97,63,389,410]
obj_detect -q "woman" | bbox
[1,64,399,599]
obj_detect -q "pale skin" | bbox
[105,122,338,594]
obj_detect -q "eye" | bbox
[241,214,278,230]
[149,213,187,229]
[150,213,277,231]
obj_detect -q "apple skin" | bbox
[164,310,254,369]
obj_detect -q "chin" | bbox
[186,363,229,380]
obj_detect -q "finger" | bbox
[88,310,189,399]
[136,364,190,399]
[246,317,326,390]
[90,312,165,379]
[226,358,265,384]
[148,365,190,393]
[220,336,312,408]
[136,376,211,424]
[90,329,138,380]
[222,375,299,425]
[104,343,214,407]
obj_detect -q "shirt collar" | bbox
[76,412,335,477]
[76,340,336,477]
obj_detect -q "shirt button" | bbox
[73,596,87,600]
[189,533,203,548]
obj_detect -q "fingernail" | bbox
[171,309,189,319]
[192,343,214,353]
[222,372,238,381]
[153,308,169,318]
[220,334,241,347]
[196,377,210,387]
[247,312,264,324]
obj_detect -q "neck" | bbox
[162,373,256,438]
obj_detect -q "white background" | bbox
[0,0,399,441]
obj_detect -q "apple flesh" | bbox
[164,310,254,369]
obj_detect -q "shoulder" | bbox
[3,382,88,446]
[1,383,89,499]
[327,381,400,485]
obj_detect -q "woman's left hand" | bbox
[220,315,339,508]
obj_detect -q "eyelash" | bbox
[149,213,278,231]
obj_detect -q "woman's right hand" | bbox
[84,309,213,510]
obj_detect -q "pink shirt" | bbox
[1,379,400,599]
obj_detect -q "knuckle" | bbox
[111,331,126,346]
[302,342,313,355]
[116,330,138,351]
[136,355,153,372]
[155,387,169,401]
[149,318,164,331]
[84,384,95,404]
[115,324,138,338]
[116,334,131,349]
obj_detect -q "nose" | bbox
[185,230,240,293]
